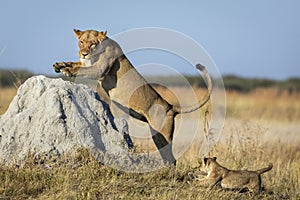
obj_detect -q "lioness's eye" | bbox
[90,44,96,49]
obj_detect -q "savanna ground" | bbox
[0,85,299,200]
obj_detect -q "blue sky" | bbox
[0,0,299,80]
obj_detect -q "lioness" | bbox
[196,157,273,193]
[53,29,212,162]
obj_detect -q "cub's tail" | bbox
[173,64,212,114]
[256,163,273,175]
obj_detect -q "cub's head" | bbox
[73,29,107,60]
[199,157,217,173]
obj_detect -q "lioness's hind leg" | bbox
[149,114,176,164]
[159,115,175,143]
[151,127,175,163]
[147,104,175,143]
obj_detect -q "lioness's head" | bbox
[73,29,107,60]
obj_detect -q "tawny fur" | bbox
[196,157,273,193]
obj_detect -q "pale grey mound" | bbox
[0,76,168,172]
[0,76,129,165]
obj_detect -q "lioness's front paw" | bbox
[53,62,70,73]
[60,67,76,77]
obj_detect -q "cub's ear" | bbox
[197,158,202,164]
[73,29,83,38]
[203,157,208,165]
[212,157,217,161]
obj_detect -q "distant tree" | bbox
[0,69,299,93]
[0,69,34,88]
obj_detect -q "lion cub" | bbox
[196,157,273,193]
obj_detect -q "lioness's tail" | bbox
[256,163,273,175]
[173,64,212,114]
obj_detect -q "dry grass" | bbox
[0,87,17,115]
[226,88,300,121]
[0,86,299,199]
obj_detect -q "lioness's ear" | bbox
[73,29,83,38]
[101,30,107,37]
[203,157,208,165]
[98,30,107,42]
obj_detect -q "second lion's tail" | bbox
[172,64,212,114]
[256,163,273,175]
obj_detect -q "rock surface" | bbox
[0,76,131,166]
